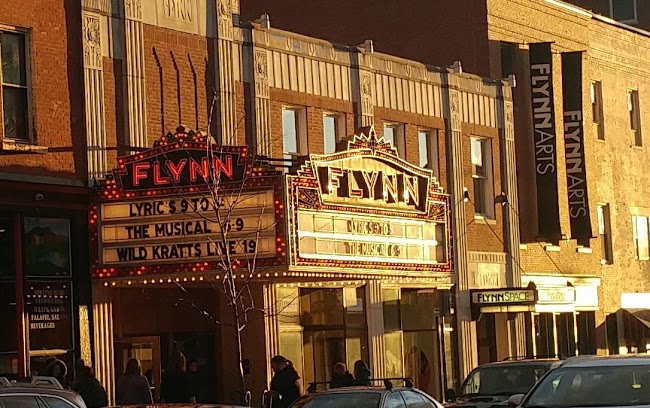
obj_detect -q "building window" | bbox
[323,113,344,154]
[471,137,495,219]
[418,129,440,178]
[597,204,613,264]
[282,107,306,162]
[1,31,30,141]
[628,90,642,146]
[23,217,71,277]
[383,123,405,158]
[500,42,515,79]
[591,81,605,140]
[610,0,637,23]
[632,215,650,260]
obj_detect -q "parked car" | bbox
[446,358,559,408]
[508,354,650,408]
[0,376,87,408]
[288,379,445,408]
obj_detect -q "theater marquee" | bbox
[91,126,285,279]
[286,126,452,275]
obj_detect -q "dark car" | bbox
[509,354,650,408]
[448,359,559,408]
[289,380,445,408]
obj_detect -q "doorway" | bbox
[115,336,161,401]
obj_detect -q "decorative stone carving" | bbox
[163,0,194,22]
[83,14,102,69]
[361,73,372,98]
[217,0,229,16]
[254,50,269,99]
[308,43,316,56]
[450,91,462,132]
[124,0,142,20]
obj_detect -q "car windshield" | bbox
[460,364,550,397]
[291,392,382,408]
[524,364,650,407]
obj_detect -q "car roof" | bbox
[556,354,650,368]
[0,386,81,398]
[472,359,558,369]
[308,386,413,393]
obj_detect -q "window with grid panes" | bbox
[1,31,30,141]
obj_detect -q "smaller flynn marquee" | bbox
[285,126,452,277]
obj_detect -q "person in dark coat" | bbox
[269,355,302,408]
[71,360,108,408]
[330,362,355,388]
[161,351,195,403]
[46,358,70,388]
[353,360,372,386]
[115,358,153,405]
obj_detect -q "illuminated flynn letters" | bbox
[316,165,428,212]
[116,148,245,192]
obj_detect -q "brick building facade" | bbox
[241,0,650,363]
[0,0,93,380]
[80,0,518,403]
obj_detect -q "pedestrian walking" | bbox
[353,360,372,386]
[71,360,108,408]
[330,362,355,388]
[46,358,70,388]
[269,355,302,408]
[115,358,153,405]
[161,351,195,403]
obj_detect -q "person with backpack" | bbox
[71,360,108,408]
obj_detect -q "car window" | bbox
[42,396,76,408]
[460,364,550,396]
[0,395,41,408]
[292,392,381,408]
[525,365,650,407]
[384,391,407,408]
[401,390,436,408]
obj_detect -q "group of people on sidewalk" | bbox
[266,355,372,408]
[37,358,108,408]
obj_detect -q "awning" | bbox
[626,309,650,330]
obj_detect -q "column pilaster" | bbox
[122,0,147,150]
[216,0,237,144]
[365,280,386,378]
[82,12,108,184]
[92,282,115,406]
[445,82,477,379]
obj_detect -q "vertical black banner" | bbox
[529,43,561,238]
[561,51,592,245]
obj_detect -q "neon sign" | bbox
[91,126,286,279]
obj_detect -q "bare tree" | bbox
[156,94,293,405]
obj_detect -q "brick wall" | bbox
[240,0,491,76]
[142,25,215,146]
[0,0,86,182]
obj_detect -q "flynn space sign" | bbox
[90,126,285,279]
[286,126,452,276]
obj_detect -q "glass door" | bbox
[115,336,161,402]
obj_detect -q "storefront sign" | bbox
[529,42,561,238]
[537,287,576,304]
[471,289,537,305]
[561,51,592,245]
[25,281,73,350]
[286,127,451,274]
[91,127,286,278]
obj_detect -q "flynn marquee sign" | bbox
[91,126,285,279]
[286,127,452,275]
